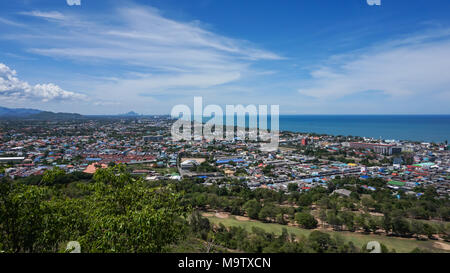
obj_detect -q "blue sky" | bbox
[1,0,450,114]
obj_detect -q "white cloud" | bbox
[17,6,282,94]
[298,30,450,100]
[0,17,26,27]
[66,0,81,6]
[100,72,242,92]
[0,63,86,101]
[19,11,65,20]
[0,5,285,113]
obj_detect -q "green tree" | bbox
[41,167,66,185]
[368,217,380,233]
[327,211,343,231]
[276,213,287,225]
[258,203,278,222]
[0,182,68,252]
[188,211,211,240]
[422,223,436,239]
[308,231,335,253]
[295,212,318,229]
[79,165,189,252]
[0,165,190,253]
[339,211,355,232]
[287,183,299,192]
[392,216,411,237]
[243,199,262,219]
[410,220,424,238]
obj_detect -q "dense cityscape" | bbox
[1,116,449,253]
[2,117,449,198]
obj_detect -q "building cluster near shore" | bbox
[0,117,449,199]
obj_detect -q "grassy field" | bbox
[207,216,450,253]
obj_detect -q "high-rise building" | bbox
[301,138,308,146]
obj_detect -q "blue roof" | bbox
[86,158,102,161]
[216,158,244,164]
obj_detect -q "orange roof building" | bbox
[83,163,108,174]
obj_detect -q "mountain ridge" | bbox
[0,106,42,117]
[0,106,83,119]
[0,106,147,119]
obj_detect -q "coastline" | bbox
[200,115,450,143]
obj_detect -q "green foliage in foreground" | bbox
[0,165,190,253]
[212,222,362,253]
[207,215,448,253]
[1,170,448,253]
[295,212,318,229]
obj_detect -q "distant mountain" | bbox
[119,111,141,116]
[0,106,42,117]
[0,106,154,119]
[0,106,84,119]
[29,111,84,120]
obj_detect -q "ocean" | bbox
[196,114,450,143]
[278,115,450,143]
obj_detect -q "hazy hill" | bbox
[0,106,42,117]
[0,106,83,119]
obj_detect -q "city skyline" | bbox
[1,0,450,115]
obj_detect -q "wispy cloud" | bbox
[0,17,26,27]
[19,10,65,20]
[3,5,285,111]
[8,3,449,114]
[298,29,450,100]
[16,6,282,90]
[0,63,86,101]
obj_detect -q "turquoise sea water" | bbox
[278,115,450,143]
[196,114,449,143]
